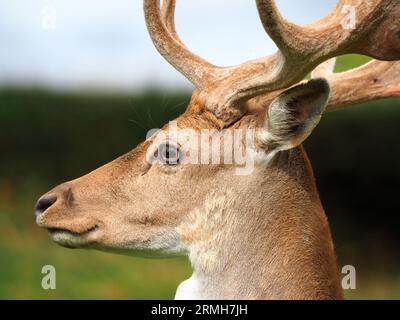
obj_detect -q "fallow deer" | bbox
[35,0,400,300]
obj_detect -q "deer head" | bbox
[35,0,400,299]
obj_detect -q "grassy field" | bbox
[1,54,400,299]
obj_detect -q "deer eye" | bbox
[154,143,183,166]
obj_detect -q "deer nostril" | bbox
[35,194,57,217]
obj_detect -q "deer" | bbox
[35,0,400,300]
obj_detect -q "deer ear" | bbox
[260,79,330,151]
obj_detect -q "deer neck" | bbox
[175,147,343,300]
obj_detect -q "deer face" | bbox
[34,135,194,255]
[34,120,217,255]
[35,81,330,256]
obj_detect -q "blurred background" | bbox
[0,0,399,299]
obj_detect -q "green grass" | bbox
[335,54,372,72]
[0,241,191,299]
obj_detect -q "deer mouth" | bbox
[47,225,100,248]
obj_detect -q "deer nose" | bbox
[35,194,57,217]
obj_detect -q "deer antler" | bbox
[321,60,400,112]
[145,0,400,123]
[144,0,221,89]
[248,59,400,113]
[225,0,400,103]
[161,0,183,46]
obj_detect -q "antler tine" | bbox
[161,0,183,45]
[255,0,294,55]
[325,60,400,112]
[144,0,219,89]
[257,0,400,60]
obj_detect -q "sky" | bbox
[0,0,337,91]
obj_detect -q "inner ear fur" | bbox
[259,79,330,151]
